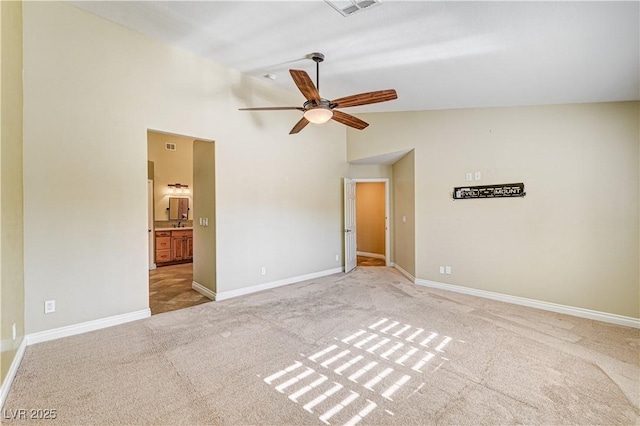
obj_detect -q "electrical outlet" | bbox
[439,266,445,274]
[474,171,481,181]
[44,300,56,314]
[261,267,266,276]
[445,266,451,275]
[465,173,472,181]
[12,323,16,340]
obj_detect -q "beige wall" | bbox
[0,0,25,384]
[147,131,194,222]
[348,164,392,179]
[22,2,347,334]
[356,183,386,256]
[392,151,416,277]
[193,140,216,295]
[348,103,640,319]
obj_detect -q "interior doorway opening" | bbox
[346,149,415,276]
[147,129,215,315]
[355,178,390,268]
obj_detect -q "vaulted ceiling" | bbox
[71,1,639,113]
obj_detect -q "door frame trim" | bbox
[147,179,156,270]
[353,178,390,266]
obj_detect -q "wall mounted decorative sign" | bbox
[453,183,525,200]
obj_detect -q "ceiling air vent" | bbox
[165,142,176,151]
[324,0,382,17]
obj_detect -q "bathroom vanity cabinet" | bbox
[155,229,193,265]
[171,229,193,262]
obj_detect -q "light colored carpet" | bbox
[4,267,639,425]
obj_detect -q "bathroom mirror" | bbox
[168,197,189,220]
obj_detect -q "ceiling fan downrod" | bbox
[310,52,324,94]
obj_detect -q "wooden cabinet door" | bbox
[185,236,193,260]
[172,236,184,261]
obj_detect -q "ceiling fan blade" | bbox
[331,90,397,109]
[239,106,303,111]
[290,117,310,134]
[290,70,321,102]
[332,110,369,130]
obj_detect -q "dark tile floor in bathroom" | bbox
[149,263,210,315]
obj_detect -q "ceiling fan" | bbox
[239,53,398,134]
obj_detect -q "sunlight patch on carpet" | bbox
[263,317,459,425]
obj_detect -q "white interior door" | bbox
[344,178,357,273]
[147,179,156,270]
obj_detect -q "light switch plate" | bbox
[474,171,481,181]
[439,266,445,274]
[466,173,472,181]
[445,266,452,275]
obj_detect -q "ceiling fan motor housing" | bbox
[303,99,333,110]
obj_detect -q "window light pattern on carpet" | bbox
[263,317,461,425]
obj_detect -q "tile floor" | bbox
[149,263,210,315]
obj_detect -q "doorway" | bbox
[343,177,390,271]
[147,130,216,315]
[355,179,389,267]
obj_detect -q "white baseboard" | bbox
[393,264,415,283]
[216,267,343,301]
[357,251,386,260]
[192,281,216,300]
[0,338,26,409]
[26,309,151,345]
[416,279,640,329]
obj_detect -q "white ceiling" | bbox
[71,1,639,113]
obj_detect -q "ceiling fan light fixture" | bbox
[304,107,333,124]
